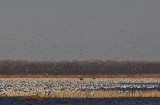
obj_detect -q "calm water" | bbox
[80,83,160,91]
[0,97,160,105]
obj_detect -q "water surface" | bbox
[0,97,160,105]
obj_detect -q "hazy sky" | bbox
[0,0,160,61]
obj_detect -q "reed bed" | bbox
[48,90,160,98]
[3,90,160,98]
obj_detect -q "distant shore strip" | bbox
[1,60,160,76]
[0,74,160,78]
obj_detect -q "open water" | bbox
[0,97,160,105]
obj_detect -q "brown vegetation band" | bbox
[0,60,160,75]
[4,90,160,98]
[0,74,160,78]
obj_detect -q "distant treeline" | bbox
[0,60,160,74]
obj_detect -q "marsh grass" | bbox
[48,90,160,98]
[3,90,160,98]
[25,95,45,100]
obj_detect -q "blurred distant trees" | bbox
[0,60,160,74]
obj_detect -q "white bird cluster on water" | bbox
[0,78,160,96]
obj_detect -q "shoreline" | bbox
[2,90,160,98]
[0,74,160,78]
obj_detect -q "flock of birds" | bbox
[0,78,160,96]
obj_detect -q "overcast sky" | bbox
[0,0,160,61]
